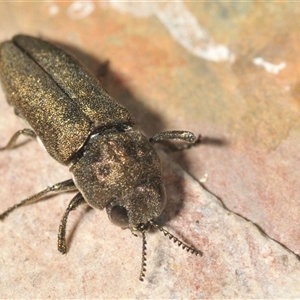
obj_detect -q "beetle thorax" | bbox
[70,129,166,228]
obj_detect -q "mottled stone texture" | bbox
[0,2,300,298]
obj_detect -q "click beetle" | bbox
[0,34,201,281]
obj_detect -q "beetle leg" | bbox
[58,193,86,254]
[0,128,37,150]
[149,130,201,152]
[0,179,77,220]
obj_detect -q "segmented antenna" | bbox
[139,230,147,281]
[149,220,202,256]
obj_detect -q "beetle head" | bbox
[70,130,202,281]
[106,179,166,230]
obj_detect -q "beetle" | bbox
[0,34,201,281]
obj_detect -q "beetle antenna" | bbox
[139,229,147,281]
[149,220,202,256]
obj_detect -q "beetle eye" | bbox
[109,205,129,228]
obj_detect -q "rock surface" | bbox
[0,2,299,298]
